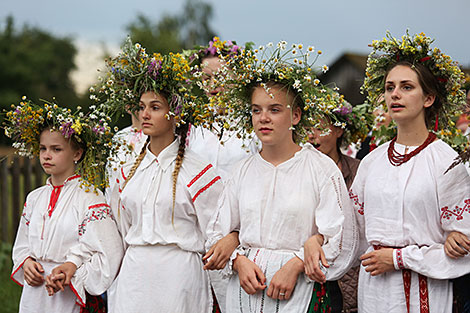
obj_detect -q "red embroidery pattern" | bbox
[21,203,30,226]
[192,176,221,202]
[440,199,470,221]
[419,274,430,313]
[187,164,213,188]
[78,204,113,236]
[396,248,405,269]
[349,190,364,215]
[403,270,411,313]
[121,167,127,181]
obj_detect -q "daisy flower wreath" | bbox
[3,97,117,192]
[362,31,468,151]
[212,41,362,143]
[92,37,213,130]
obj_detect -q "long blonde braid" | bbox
[171,124,189,225]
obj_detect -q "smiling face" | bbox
[384,65,435,128]
[39,129,82,185]
[139,91,174,139]
[250,85,301,147]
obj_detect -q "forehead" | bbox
[202,56,221,73]
[386,65,419,82]
[140,91,167,103]
[39,130,68,145]
[251,85,295,106]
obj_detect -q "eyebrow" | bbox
[385,80,414,84]
[251,103,283,107]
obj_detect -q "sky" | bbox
[2,0,469,93]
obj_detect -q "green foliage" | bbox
[0,15,82,145]
[124,0,216,55]
[0,242,21,313]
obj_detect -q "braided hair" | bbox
[171,123,189,225]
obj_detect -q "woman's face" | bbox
[139,91,174,138]
[39,130,82,181]
[308,122,343,158]
[384,65,435,126]
[201,56,223,97]
[250,85,301,147]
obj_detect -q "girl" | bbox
[6,98,123,313]
[101,40,223,312]
[206,42,357,313]
[351,32,470,312]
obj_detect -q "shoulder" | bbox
[182,150,221,184]
[25,185,49,205]
[299,144,342,176]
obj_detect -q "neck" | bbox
[396,122,430,146]
[260,140,301,166]
[328,149,342,169]
[51,170,75,186]
[149,133,176,157]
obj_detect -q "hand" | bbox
[45,273,66,296]
[267,257,304,301]
[445,231,470,259]
[304,234,328,283]
[23,258,45,286]
[203,232,240,270]
[233,255,267,295]
[360,248,394,276]
[50,262,77,287]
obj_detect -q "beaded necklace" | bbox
[387,132,436,166]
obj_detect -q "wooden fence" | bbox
[0,156,46,244]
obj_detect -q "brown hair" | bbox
[386,61,443,127]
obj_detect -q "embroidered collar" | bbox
[46,174,81,188]
[140,139,180,172]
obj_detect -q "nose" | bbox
[141,107,150,120]
[259,110,270,123]
[42,149,51,160]
[390,86,400,99]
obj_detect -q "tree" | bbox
[125,0,217,54]
[0,16,82,144]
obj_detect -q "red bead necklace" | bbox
[387,132,437,166]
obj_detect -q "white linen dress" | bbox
[207,143,358,313]
[111,139,223,313]
[11,175,123,313]
[350,139,470,313]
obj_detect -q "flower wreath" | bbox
[3,97,117,191]
[212,41,370,143]
[362,31,468,151]
[92,37,213,129]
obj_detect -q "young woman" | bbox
[101,41,223,313]
[351,32,470,312]
[206,42,357,313]
[6,99,123,313]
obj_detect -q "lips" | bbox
[259,127,273,134]
[42,163,53,167]
[142,123,153,127]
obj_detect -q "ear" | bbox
[292,106,302,125]
[423,94,435,108]
[73,148,84,164]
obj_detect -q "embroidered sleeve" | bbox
[67,196,123,301]
[313,171,358,281]
[350,161,368,258]
[187,163,223,236]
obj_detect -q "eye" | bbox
[139,105,145,111]
[251,107,260,114]
[385,85,394,92]
[39,147,46,151]
[54,148,62,152]
[271,107,280,113]
[152,105,160,111]
[402,85,413,91]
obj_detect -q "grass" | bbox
[0,243,21,313]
